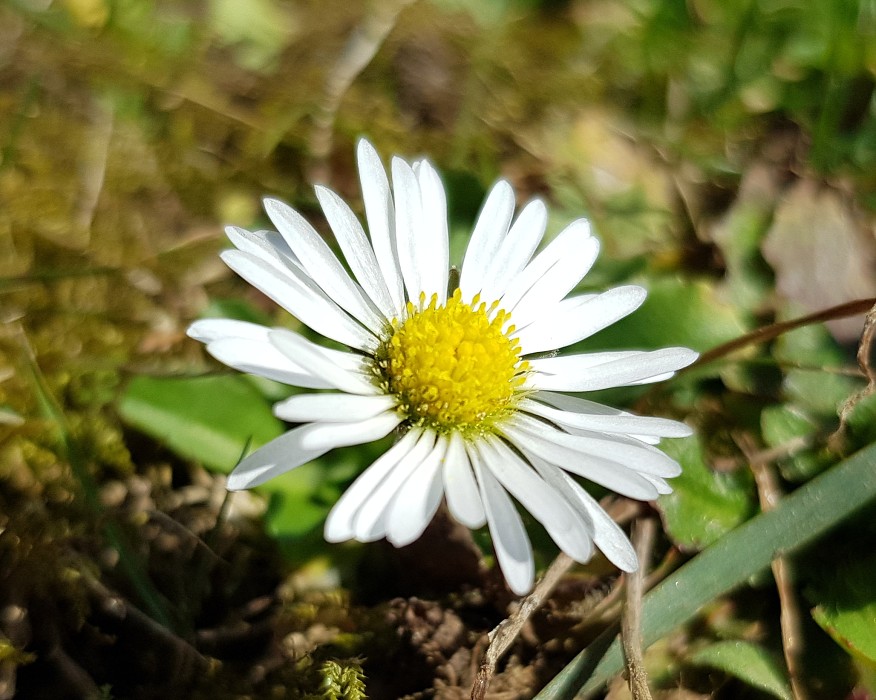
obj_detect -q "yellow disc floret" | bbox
[374,289,529,435]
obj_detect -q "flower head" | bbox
[188,139,697,595]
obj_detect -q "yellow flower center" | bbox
[374,289,529,435]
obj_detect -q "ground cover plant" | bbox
[1,0,876,698]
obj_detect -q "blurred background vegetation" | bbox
[2,0,876,697]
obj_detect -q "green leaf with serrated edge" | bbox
[118,375,284,473]
[534,443,876,699]
[690,641,792,700]
[809,552,876,664]
[657,435,755,550]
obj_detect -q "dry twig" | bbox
[621,519,656,700]
[834,300,876,441]
[471,553,575,700]
[308,0,415,182]
[690,297,875,368]
[470,499,641,698]
[736,434,809,700]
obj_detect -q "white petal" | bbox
[188,318,270,344]
[531,457,638,572]
[500,219,597,317]
[274,393,398,423]
[352,430,438,541]
[296,411,401,451]
[226,226,298,272]
[557,420,674,452]
[269,329,378,395]
[478,199,547,303]
[477,436,573,532]
[443,432,486,528]
[533,392,682,446]
[190,319,365,373]
[459,180,516,302]
[511,413,682,478]
[531,390,625,416]
[415,159,450,304]
[391,157,426,302]
[385,434,448,547]
[190,320,344,388]
[529,347,699,392]
[479,436,594,563]
[358,138,405,312]
[227,426,329,490]
[315,185,396,320]
[502,422,660,500]
[264,198,384,333]
[221,250,374,350]
[641,472,674,495]
[325,429,422,542]
[514,286,647,355]
[510,229,601,326]
[206,337,334,388]
[520,397,692,439]
[472,450,534,596]
[626,372,677,386]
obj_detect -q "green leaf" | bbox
[762,404,816,448]
[690,641,792,700]
[843,392,876,447]
[774,323,860,418]
[809,552,876,665]
[262,463,339,540]
[260,441,386,561]
[761,404,831,481]
[657,435,756,550]
[534,442,876,699]
[710,195,775,311]
[118,375,284,472]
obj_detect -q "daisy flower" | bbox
[188,139,697,595]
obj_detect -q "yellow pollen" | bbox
[374,289,529,435]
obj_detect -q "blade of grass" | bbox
[534,442,876,699]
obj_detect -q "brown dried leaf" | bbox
[761,179,876,342]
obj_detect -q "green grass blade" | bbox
[535,443,876,699]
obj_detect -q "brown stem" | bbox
[691,297,875,368]
[621,519,656,700]
[471,553,575,700]
[736,434,809,700]
[307,0,415,182]
[834,300,876,443]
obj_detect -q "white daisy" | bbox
[188,139,697,595]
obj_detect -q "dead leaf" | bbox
[762,179,876,342]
